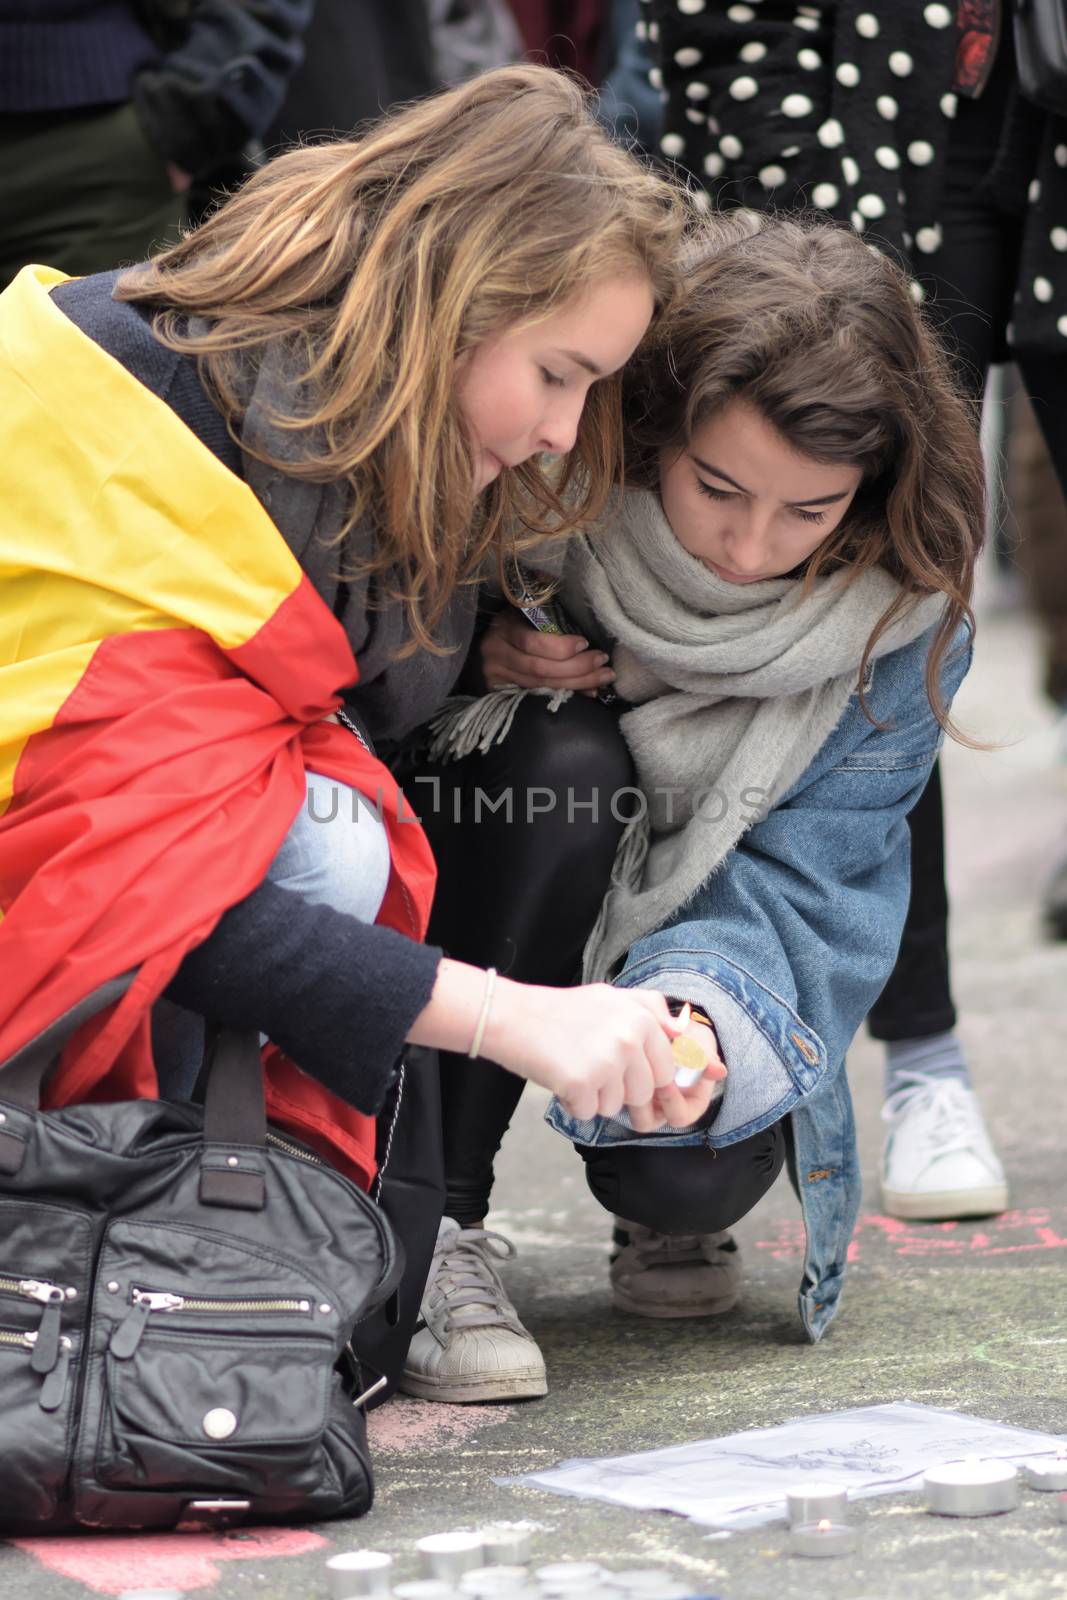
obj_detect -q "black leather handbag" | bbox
[1014,0,1067,115]
[0,990,403,1535]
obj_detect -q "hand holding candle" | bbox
[628,1004,728,1132]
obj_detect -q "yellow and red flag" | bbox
[0,267,437,1188]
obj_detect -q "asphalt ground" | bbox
[3,597,1066,1600]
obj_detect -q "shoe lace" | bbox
[626,1228,734,1268]
[425,1227,523,1334]
[882,1073,986,1154]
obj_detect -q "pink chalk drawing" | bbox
[754,1208,1067,1265]
[11,1525,327,1595]
[369,1395,515,1454]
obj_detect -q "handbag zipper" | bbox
[0,1275,76,1375]
[132,1288,312,1314]
[110,1286,314,1360]
[0,1328,73,1411]
[266,1130,323,1165]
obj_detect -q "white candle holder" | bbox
[325,1549,393,1598]
[924,1459,1019,1517]
[478,1524,533,1565]
[458,1567,531,1597]
[533,1561,611,1589]
[418,1532,486,1581]
[788,1518,857,1558]
[1020,1454,1067,1491]
[785,1481,850,1527]
[393,1584,462,1599]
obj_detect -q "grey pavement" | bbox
[3,596,1065,1600]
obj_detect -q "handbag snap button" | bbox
[203,1407,238,1440]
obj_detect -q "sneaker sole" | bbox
[611,1284,740,1320]
[881,1181,1009,1221]
[397,1369,548,1404]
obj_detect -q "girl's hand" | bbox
[480,979,685,1122]
[480,606,616,692]
[628,1013,728,1134]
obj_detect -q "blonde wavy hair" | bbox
[117,65,686,654]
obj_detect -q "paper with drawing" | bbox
[504,1402,1065,1528]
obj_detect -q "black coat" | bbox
[644,0,1067,355]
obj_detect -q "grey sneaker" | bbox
[399,1218,548,1403]
[610,1220,742,1318]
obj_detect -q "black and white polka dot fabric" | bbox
[644,0,1067,352]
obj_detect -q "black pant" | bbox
[869,43,1067,1039]
[404,694,784,1233]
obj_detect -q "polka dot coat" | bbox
[642,0,1067,352]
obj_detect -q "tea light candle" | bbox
[533,1562,611,1588]
[419,1532,486,1581]
[479,1525,533,1565]
[458,1568,531,1596]
[788,1518,857,1557]
[325,1549,393,1598]
[393,1584,462,1600]
[924,1458,1019,1517]
[785,1481,850,1527]
[1020,1452,1067,1491]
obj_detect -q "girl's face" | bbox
[658,399,863,583]
[456,273,656,491]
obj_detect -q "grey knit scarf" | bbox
[430,487,943,980]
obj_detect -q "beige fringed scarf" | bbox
[430,488,943,982]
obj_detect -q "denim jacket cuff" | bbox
[544,951,830,1152]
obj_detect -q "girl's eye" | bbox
[792,506,828,525]
[540,367,566,389]
[696,481,734,502]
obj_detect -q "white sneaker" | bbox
[880,1074,1008,1220]
[399,1218,548,1403]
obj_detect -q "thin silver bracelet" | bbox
[468,967,497,1059]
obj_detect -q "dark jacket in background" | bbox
[0,0,314,175]
[644,0,1067,357]
[267,0,438,145]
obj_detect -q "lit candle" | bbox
[418,1532,486,1581]
[785,1481,850,1527]
[788,1517,858,1557]
[325,1549,393,1598]
[924,1458,1019,1517]
[1020,1451,1067,1491]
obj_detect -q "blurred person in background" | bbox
[0,0,313,287]
[640,0,1049,1226]
[1006,387,1067,938]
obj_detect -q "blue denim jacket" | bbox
[546,623,972,1342]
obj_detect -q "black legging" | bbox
[869,33,1067,1039]
[401,693,785,1233]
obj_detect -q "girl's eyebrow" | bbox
[689,453,851,507]
[553,347,603,376]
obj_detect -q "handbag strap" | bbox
[0,979,268,1210]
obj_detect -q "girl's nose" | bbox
[537,394,583,457]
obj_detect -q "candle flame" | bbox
[817,1519,831,1531]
